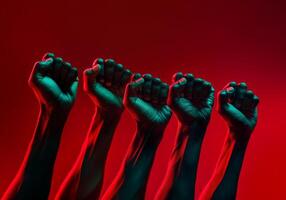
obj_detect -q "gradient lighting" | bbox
[0,0,285,199]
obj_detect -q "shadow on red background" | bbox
[1,0,286,199]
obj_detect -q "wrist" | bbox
[85,107,121,142]
[40,96,76,114]
[136,121,166,135]
[40,104,70,120]
[178,121,208,141]
[32,104,70,142]
[135,123,165,146]
[179,116,210,127]
[228,127,252,144]
[95,107,123,122]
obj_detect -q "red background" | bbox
[1,0,286,199]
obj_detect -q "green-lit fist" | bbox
[218,82,259,140]
[29,53,78,111]
[84,58,132,116]
[124,74,172,131]
[168,72,214,125]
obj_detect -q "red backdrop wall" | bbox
[1,0,286,199]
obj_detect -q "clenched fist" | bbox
[29,53,78,111]
[218,82,259,140]
[124,74,172,131]
[168,72,215,126]
[84,58,132,116]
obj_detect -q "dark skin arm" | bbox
[102,74,172,200]
[2,53,78,200]
[199,82,259,200]
[56,59,132,199]
[156,73,214,200]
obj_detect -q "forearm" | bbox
[3,104,69,199]
[157,122,207,200]
[200,130,249,200]
[57,108,121,199]
[103,124,163,200]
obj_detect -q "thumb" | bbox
[218,90,229,105]
[70,79,79,98]
[218,87,234,106]
[29,59,53,85]
[168,77,187,105]
[124,78,144,106]
[83,64,101,92]
[206,86,215,107]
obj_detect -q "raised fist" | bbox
[29,53,78,111]
[124,74,172,131]
[217,82,259,139]
[83,58,132,116]
[168,72,215,125]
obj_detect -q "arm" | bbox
[104,125,163,199]
[2,53,78,199]
[102,74,172,200]
[156,73,214,200]
[199,82,259,200]
[56,59,132,199]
